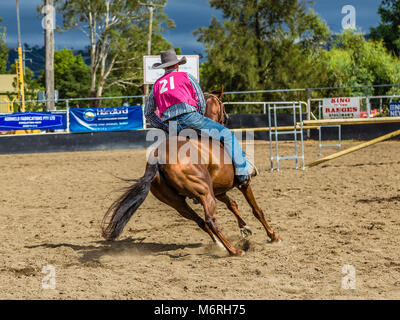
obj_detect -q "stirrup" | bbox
[235,175,251,188]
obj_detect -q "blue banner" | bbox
[0,111,66,131]
[389,103,400,117]
[69,105,143,133]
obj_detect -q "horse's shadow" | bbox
[26,237,203,264]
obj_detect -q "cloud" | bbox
[307,0,381,33]
[163,31,204,54]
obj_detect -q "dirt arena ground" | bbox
[0,140,399,300]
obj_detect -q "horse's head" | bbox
[204,87,229,126]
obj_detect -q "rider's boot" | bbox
[235,160,258,188]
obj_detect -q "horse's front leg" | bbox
[200,192,245,256]
[216,193,253,239]
[238,184,281,243]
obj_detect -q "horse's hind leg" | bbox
[216,193,252,238]
[200,193,244,256]
[239,185,281,243]
[150,172,216,243]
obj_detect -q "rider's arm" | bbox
[144,89,169,132]
[188,73,206,115]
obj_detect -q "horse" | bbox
[101,91,281,256]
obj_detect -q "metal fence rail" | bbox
[318,125,342,156]
[224,101,308,115]
[268,102,305,171]
[2,85,400,137]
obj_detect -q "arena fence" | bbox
[226,101,308,170]
[0,95,146,135]
[307,84,400,119]
[268,102,305,171]
[306,128,400,168]
[318,125,342,156]
[1,88,400,172]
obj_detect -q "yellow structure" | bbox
[303,117,400,126]
[15,50,26,112]
[306,128,400,168]
[0,74,18,113]
[0,74,40,134]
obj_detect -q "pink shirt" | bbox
[153,71,198,115]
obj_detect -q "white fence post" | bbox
[66,99,70,133]
[142,95,147,129]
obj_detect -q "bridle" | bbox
[206,93,229,126]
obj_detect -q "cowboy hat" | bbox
[152,48,187,69]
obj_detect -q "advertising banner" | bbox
[69,105,143,133]
[322,97,361,119]
[0,111,66,131]
[389,103,400,117]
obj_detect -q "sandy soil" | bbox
[0,140,399,300]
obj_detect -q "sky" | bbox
[0,0,383,55]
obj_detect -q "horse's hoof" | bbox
[215,238,225,249]
[271,237,282,244]
[235,249,245,256]
[240,226,253,238]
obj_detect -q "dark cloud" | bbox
[162,0,222,55]
[308,0,381,33]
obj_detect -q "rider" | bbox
[144,48,256,187]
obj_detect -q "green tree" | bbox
[0,17,8,73]
[53,0,174,105]
[38,49,91,106]
[304,30,400,115]
[323,31,400,96]
[370,0,400,55]
[195,0,331,104]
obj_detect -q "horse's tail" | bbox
[101,163,158,241]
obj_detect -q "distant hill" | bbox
[7,45,90,78]
[317,33,370,51]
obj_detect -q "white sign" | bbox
[143,55,199,84]
[322,97,361,119]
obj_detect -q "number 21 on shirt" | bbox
[160,76,175,94]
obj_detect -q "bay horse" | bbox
[101,91,281,256]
